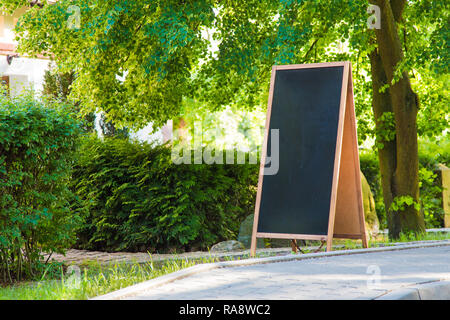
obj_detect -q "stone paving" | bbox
[123,246,450,300]
[44,247,295,266]
[44,238,446,267]
[45,229,449,267]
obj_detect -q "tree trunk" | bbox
[369,0,425,238]
[369,49,397,233]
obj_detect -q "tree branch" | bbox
[390,0,407,22]
[301,39,318,63]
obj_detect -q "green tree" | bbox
[3,0,447,238]
[42,65,96,133]
[368,0,423,237]
[43,64,129,137]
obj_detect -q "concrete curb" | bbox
[375,280,450,300]
[92,240,450,300]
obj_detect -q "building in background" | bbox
[0,7,50,97]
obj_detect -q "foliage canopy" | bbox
[1,0,446,140]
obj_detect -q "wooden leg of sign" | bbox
[250,214,259,257]
[360,222,369,248]
[250,188,262,258]
[250,234,257,258]
[361,233,369,248]
[326,235,333,252]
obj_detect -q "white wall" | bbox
[0,8,26,44]
[94,112,172,145]
[129,120,173,144]
[0,8,50,98]
[0,56,49,97]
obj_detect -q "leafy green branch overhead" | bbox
[1,1,447,136]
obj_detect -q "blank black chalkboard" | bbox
[256,66,344,236]
[251,62,368,255]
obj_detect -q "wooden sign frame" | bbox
[250,61,368,257]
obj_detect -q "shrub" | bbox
[71,136,448,254]
[359,138,449,230]
[71,136,258,252]
[0,94,81,283]
[417,138,450,228]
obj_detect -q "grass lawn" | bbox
[0,256,222,300]
[1,232,449,300]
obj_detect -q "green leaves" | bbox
[2,0,447,145]
[0,0,439,148]
[375,112,396,149]
[390,195,421,212]
[0,93,82,283]
[7,0,214,129]
[71,136,258,252]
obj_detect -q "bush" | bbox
[71,136,258,252]
[359,138,449,230]
[0,94,81,283]
[71,135,448,254]
[417,138,450,228]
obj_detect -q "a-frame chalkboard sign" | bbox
[250,62,368,256]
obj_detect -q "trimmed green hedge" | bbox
[70,136,258,252]
[0,95,81,283]
[71,136,448,253]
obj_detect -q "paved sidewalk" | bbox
[121,245,450,300]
